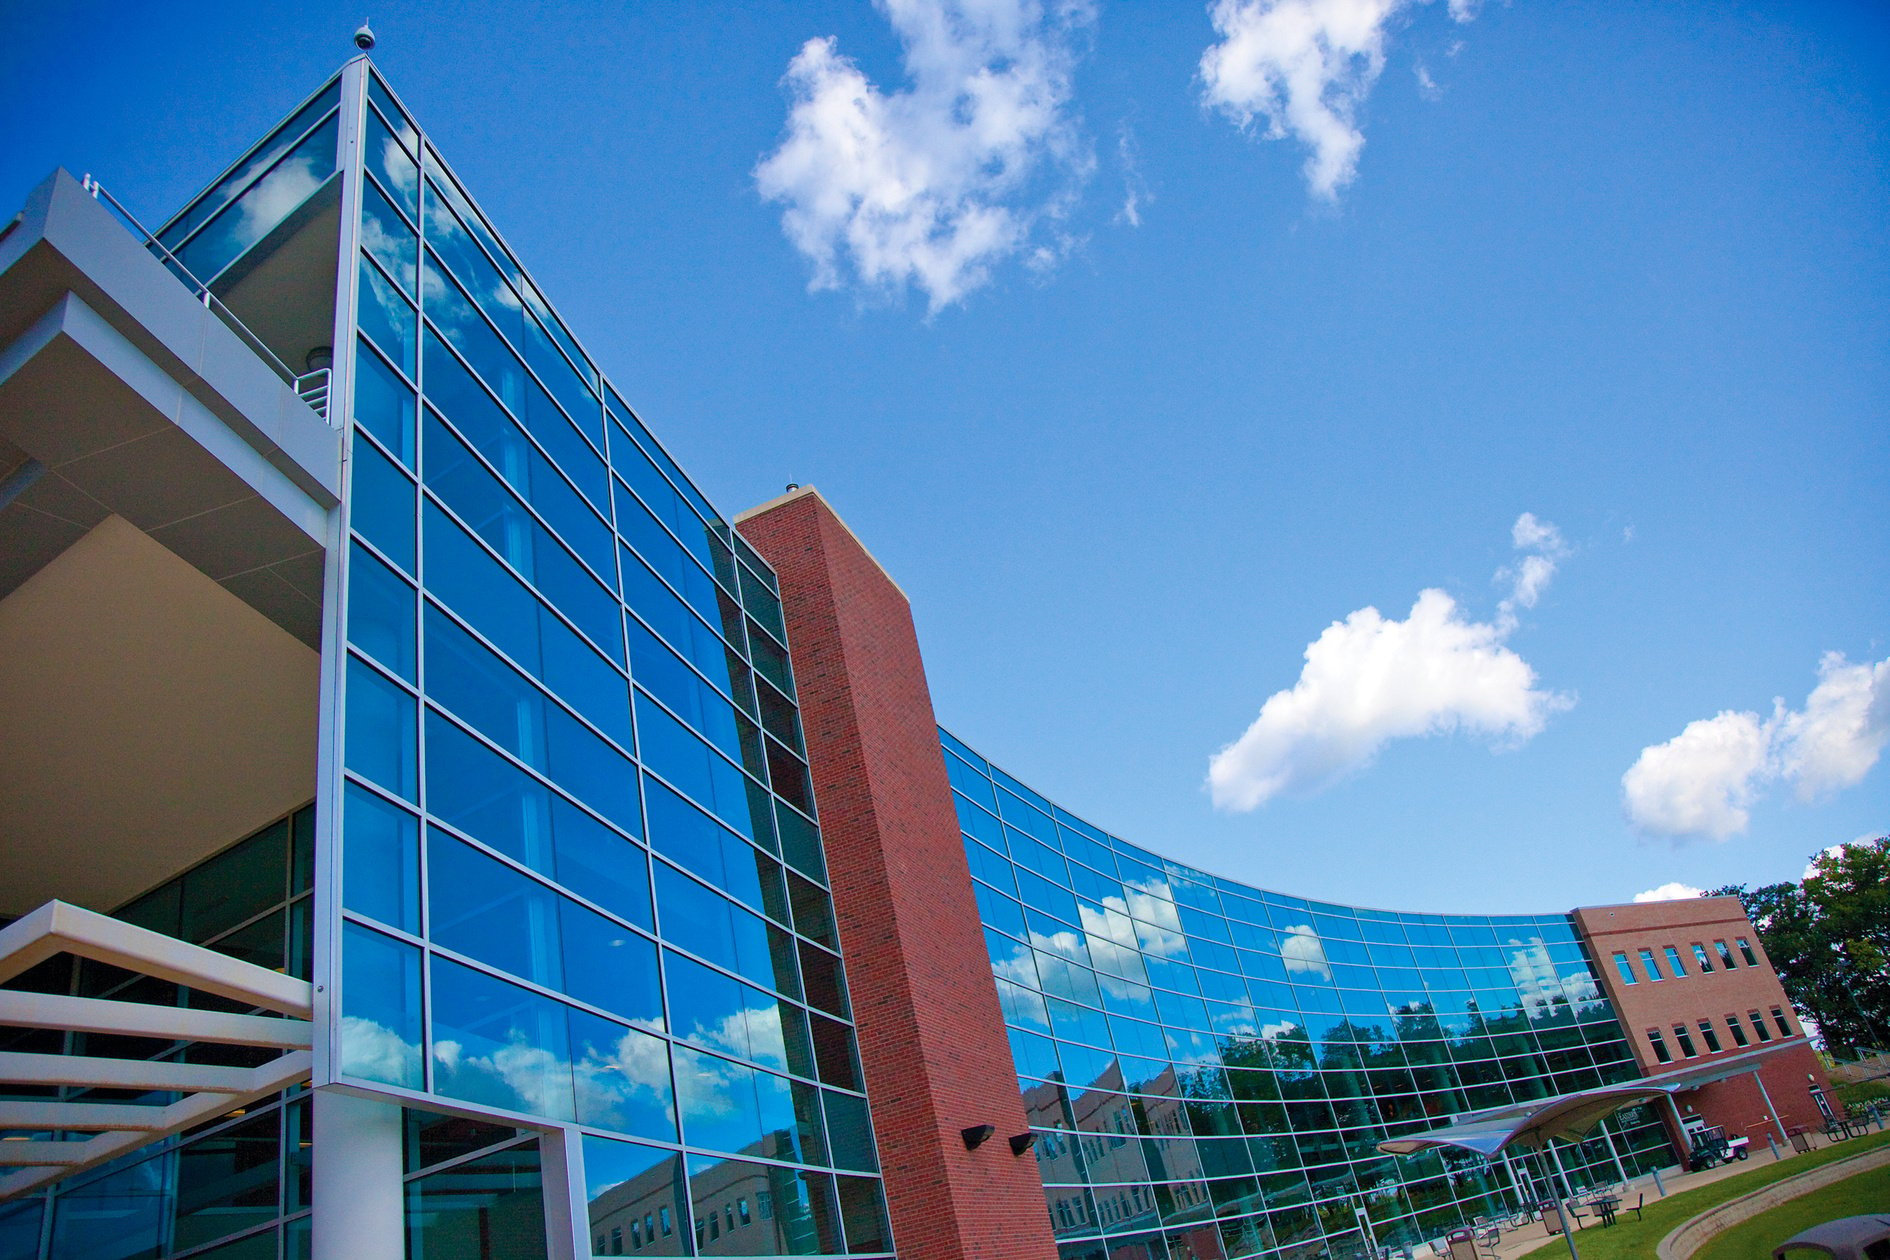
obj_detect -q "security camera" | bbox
[353,23,376,50]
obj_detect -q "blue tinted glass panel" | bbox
[358,254,415,377]
[582,1137,686,1257]
[424,712,651,929]
[424,607,638,832]
[364,109,417,217]
[361,175,416,293]
[350,436,414,573]
[559,900,662,1025]
[343,781,419,934]
[428,832,561,990]
[175,116,338,283]
[430,956,575,1120]
[422,503,630,746]
[341,922,422,1088]
[160,87,338,248]
[635,693,754,839]
[570,1008,675,1142]
[353,339,414,466]
[421,330,612,562]
[422,411,619,657]
[345,655,415,802]
[346,540,415,682]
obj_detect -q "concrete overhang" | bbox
[0,168,343,647]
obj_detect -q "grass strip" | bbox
[1515,1127,1890,1260]
[1691,1162,1890,1259]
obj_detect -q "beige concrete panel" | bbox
[0,515,319,915]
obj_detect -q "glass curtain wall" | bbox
[320,66,888,1258]
[941,731,1669,1260]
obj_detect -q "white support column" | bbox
[1598,1121,1629,1187]
[1663,1093,1691,1163]
[312,1090,405,1260]
[539,1126,588,1260]
[1543,1142,1582,1260]
[1749,1069,1790,1146]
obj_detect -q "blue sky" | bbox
[7,0,1884,915]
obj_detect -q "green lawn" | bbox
[1515,1127,1890,1260]
[1692,1162,1890,1259]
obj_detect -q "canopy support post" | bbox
[1543,1141,1582,1260]
[1749,1069,1790,1147]
[1598,1119,1629,1188]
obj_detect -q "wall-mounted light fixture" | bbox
[961,1124,995,1151]
[1009,1132,1036,1156]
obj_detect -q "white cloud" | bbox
[1198,0,1480,200]
[1621,711,1771,841]
[1622,652,1890,841]
[1633,881,1705,903]
[755,0,1095,312]
[1776,653,1890,801]
[1803,835,1885,883]
[1208,514,1571,810]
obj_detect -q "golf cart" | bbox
[1683,1119,1751,1170]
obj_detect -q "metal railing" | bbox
[294,367,332,420]
[79,175,336,424]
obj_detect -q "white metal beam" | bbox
[0,901,313,1017]
[0,1142,87,1168]
[0,1050,310,1201]
[0,1050,272,1094]
[0,990,312,1048]
[0,1100,171,1131]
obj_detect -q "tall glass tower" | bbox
[0,53,890,1260]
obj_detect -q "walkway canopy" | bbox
[1376,1045,1796,1157]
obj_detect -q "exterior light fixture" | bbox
[961,1124,994,1150]
[1009,1132,1036,1156]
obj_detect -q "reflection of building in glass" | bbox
[0,52,887,1260]
[947,730,1669,1257]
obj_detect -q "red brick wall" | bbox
[736,488,1057,1260]
[1574,898,1839,1147]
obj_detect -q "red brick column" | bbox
[735,487,1056,1260]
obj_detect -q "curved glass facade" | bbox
[941,730,1670,1259]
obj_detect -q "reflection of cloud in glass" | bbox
[1502,938,1567,1016]
[376,136,417,198]
[573,1022,676,1131]
[340,1015,421,1089]
[234,157,325,242]
[679,1003,788,1074]
[1279,924,1331,980]
[432,1031,576,1119]
[670,1046,750,1122]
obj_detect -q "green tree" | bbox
[1710,836,1890,1057]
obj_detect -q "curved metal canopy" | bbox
[1376,1044,1796,1157]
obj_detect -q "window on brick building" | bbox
[1614,952,1637,985]
[1647,1028,1673,1063]
[1727,1014,1749,1047]
[1771,1006,1793,1037]
[1698,1020,1722,1053]
[1692,942,1714,972]
[1749,1011,1772,1043]
[1716,940,1737,969]
[1738,937,1760,967]
[1665,945,1687,976]
[1673,1024,1698,1057]
[1640,948,1664,981]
